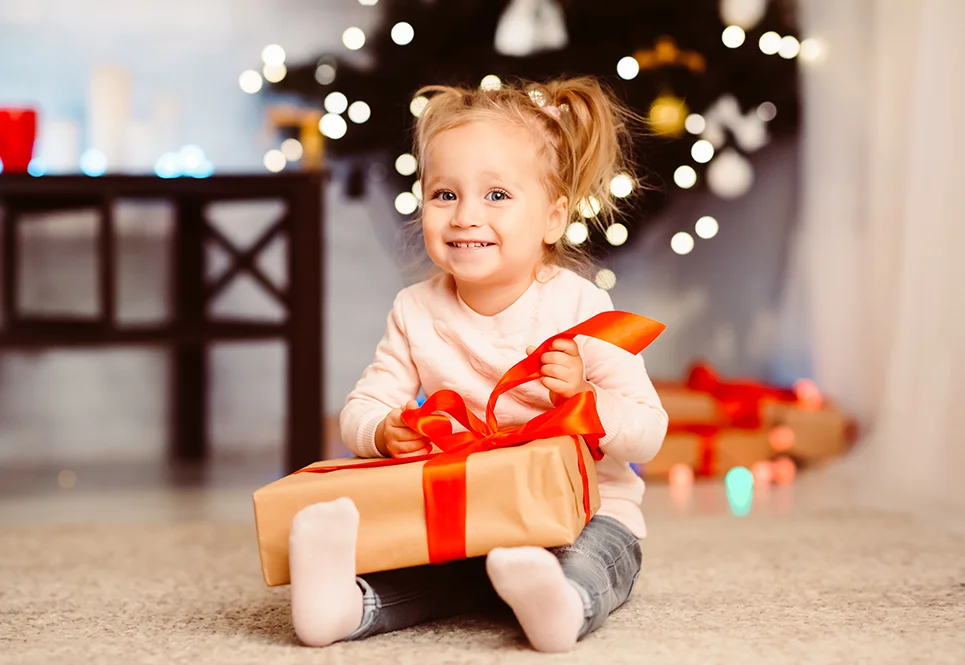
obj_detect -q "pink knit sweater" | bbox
[339,267,668,537]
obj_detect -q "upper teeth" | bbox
[453,242,489,248]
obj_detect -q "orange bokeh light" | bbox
[771,456,797,484]
[751,460,773,486]
[794,379,823,410]
[668,463,695,488]
[769,425,795,452]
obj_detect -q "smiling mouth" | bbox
[447,242,495,248]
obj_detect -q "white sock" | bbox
[288,497,364,647]
[486,547,585,653]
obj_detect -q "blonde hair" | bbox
[408,76,642,278]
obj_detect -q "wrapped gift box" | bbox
[645,429,773,479]
[253,436,599,586]
[649,363,856,478]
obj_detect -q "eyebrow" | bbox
[425,171,515,188]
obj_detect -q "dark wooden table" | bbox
[0,173,325,473]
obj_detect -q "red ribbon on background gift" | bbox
[0,109,38,173]
[668,362,799,476]
[297,310,666,564]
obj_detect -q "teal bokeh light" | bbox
[725,466,754,517]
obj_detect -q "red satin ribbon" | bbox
[686,362,796,428]
[670,363,799,476]
[298,310,666,563]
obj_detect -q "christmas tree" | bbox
[268,0,802,255]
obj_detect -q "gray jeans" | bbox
[345,514,642,641]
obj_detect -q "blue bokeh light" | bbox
[725,466,754,517]
[27,159,46,177]
[155,152,180,179]
[79,149,108,177]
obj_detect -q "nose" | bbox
[451,200,482,228]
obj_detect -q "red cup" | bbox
[0,108,38,172]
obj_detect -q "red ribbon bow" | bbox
[298,310,665,564]
[670,362,799,476]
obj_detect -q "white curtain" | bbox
[795,0,965,507]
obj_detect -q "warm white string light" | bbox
[722,26,745,48]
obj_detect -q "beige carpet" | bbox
[2,508,964,665]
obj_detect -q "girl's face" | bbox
[420,120,567,299]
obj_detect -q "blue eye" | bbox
[432,190,457,201]
[486,189,509,202]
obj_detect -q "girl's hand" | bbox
[375,400,431,457]
[526,338,595,407]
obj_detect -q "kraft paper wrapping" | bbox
[656,386,852,462]
[645,430,773,478]
[253,436,599,587]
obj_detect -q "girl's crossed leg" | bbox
[289,498,640,652]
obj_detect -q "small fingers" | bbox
[390,438,431,458]
[549,337,579,355]
[539,362,574,382]
[540,351,575,367]
[541,376,571,397]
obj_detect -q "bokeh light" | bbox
[342,27,366,50]
[759,31,782,55]
[391,22,415,46]
[395,153,417,176]
[480,74,502,91]
[722,25,746,48]
[771,457,797,485]
[671,231,695,255]
[578,196,602,218]
[348,100,371,123]
[616,56,639,80]
[263,63,287,83]
[610,173,634,198]
[691,139,715,163]
[261,44,286,66]
[594,268,617,290]
[751,461,773,487]
[565,221,589,245]
[410,95,429,117]
[395,192,419,215]
[779,35,801,59]
[725,466,754,517]
[324,92,348,114]
[757,101,778,121]
[319,113,347,139]
[80,149,107,177]
[263,149,286,173]
[769,425,795,452]
[239,70,263,94]
[674,165,697,189]
[695,215,719,239]
[605,223,628,246]
[685,113,706,135]
[281,138,303,162]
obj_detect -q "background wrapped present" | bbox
[253,435,599,586]
[647,362,856,480]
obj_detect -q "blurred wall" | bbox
[0,1,809,465]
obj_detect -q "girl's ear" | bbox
[543,195,569,245]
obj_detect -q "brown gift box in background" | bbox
[645,429,773,479]
[648,363,856,479]
[252,436,599,586]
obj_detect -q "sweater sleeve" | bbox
[579,288,668,464]
[339,292,422,458]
